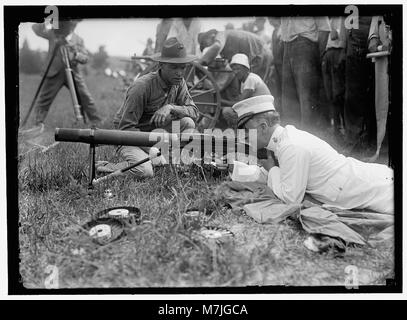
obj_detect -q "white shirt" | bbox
[326,17,346,49]
[241,72,271,96]
[280,16,331,43]
[167,18,202,55]
[266,125,394,214]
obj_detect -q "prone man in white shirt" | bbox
[232,95,394,214]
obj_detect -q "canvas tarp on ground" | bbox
[216,181,394,246]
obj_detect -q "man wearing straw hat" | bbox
[96,37,199,178]
[232,95,394,214]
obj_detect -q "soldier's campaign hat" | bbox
[232,95,275,128]
[151,37,197,64]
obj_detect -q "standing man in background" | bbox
[269,17,283,112]
[27,19,101,132]
[280,16,330,130]
[253,17,272,47]
[143,38,154,56]
[344,16,375,146]
[167,18,202,55]
[155,18,202,55]
[321,16,346,136]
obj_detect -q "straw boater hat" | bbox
[232,95,275,128]
[151,37,197,63]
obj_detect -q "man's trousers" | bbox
[281,36,320,129]
[99,117,196,178]
[344,45,375,141]
[34,70,101,125]
[321,48,346,130]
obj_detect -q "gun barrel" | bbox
[55,128,175,147]
[54,128,255,154]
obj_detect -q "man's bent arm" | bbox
[72,37,90,64]
[267,145,310,204]
[199,42,221,66]
[32,23,52,40]
[116,84,147,131]
[170,80,199,121]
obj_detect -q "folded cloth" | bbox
[216,181,279,209]
[244,201,300,223]
[299,207,366,245]
[335,211,394,245]
[367,226,394,245]
[217,181,394,247]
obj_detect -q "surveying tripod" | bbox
[21,40,85,128]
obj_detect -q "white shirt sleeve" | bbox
[242,73,257,92]
[267,144,311,204]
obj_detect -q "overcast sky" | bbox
[18,17,260,57]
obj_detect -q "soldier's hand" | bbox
[151,104,173,127]
[330,29,339,40]
[74,52,88,64]
[258,157,276,171]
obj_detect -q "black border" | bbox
[5,4,402,295]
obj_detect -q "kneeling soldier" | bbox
[97,38,199,178]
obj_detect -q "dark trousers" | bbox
[282,36,320,129]
[251,49,273,80]
[344,45,375,140]
[321,48,345,128]
[272,62,283,113]
[35,70,100,124]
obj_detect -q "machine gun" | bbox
[55,127,256,188]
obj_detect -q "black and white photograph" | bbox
[4,2,402,295]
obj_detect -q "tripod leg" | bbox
[88,143,96,190]
[71,72,93,125]
[60,46,84,123]
[21,43,60,127]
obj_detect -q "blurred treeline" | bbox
[19,40,114,75]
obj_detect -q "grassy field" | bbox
[17,72,394,289]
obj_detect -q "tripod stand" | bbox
[21,41,85,128]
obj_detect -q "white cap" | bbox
[230,53,250,70]
[232,95,275,128]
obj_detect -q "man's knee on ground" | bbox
[222,107,237,119]
[120,145,154,178]
[222,107,238,127]
[179,117,196,131]
[129,161,154,178]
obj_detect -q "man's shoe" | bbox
[19,123,45,137]
[96,161,114,173]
